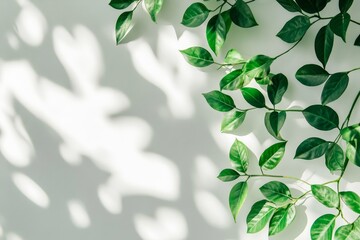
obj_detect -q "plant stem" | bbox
[351,19,360,26]
[132,0,142,11]
[341,91,360,129]
[244,173,311,186]
[274,37,304,59]
[347,67,360,74]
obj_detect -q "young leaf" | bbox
[207,14,227,55]
[203,90,235,112]
[229,139,249,173]
[310,214,336,240]
[109,0,136,9]
[325,143,345,172]
[181,2,210,28]
[221,111,246,133]
[224,49,245,64]
[229,181,248,222]
[265,111,286,140]
[241,87,266,108]
[144,0,164,22]
[230,0,258,28]
[315,25,334,68]
[302,105,339,131]
[276,15,310,43]
[339,0,354,13]
[295,137,329,160]
[217,169,240,182]
[220,69,246,90]
[341,123,360,142]
[296,64,329,86]
[115,11,133,45]
[295,0,328,14]
[243,55,273,79]
[335,223,360,240]
[260,181,292,204]
[269,205,296,236]
[330,13,350,42]
[259,142,287,170]
[276,0,302,12]
[340,191,360,214]
[311,185,339,208]
[321,72,349,105]
[355,34,360,46]
[180,47,214,67]
[247,200,276,233]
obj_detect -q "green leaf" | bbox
[217,169,240,182]
[229,139,249,172]
[207,14,227,55]
[325,143,345,172]
[144,0,164,22]
[346,140,360,167]
[221,111,246,133]
[224,49,245,64]
[330,13,350,42]
[339,0,354,13]
[302,105,339,131]
[335,223,360,240]
[203,90,235,112]
[109,0,136,9]
[269,205,296,236]
[247,200,276,233]
[341,123,360,142]
[115,11,133,45]
[295,137,329,160]
[181,2,210,28]
[321,72,349,105]
[230,0,258,28]
[260,181,292,204]
[267,73,288,105]
[295,0,328,14]
[312,185,339,208]
[220,69,247,91]
[310,214,336,240]
[221,10,232,34]
[229,181,248,222]
[296,64,329,86]
[276,0,302,12]
[340,191,360,214]
[315,25,334,68]
[265,111,286,140]
[180,47,214,67]
[277,15,310,43]
[355,35,360,46]
[259,142,287,170]
[241,87,266,108]
[243,55,274,80]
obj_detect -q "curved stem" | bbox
[244,174,311,186]
[132,0,143,11]
[351,19,360,26]
[347,67,360,74]
[341,91,360,129]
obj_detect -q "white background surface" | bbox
[0,0,359,239]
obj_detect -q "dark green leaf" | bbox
[340,191,360,214]
[302,105,339,131]
[180,47,214,67]
[260,181,292,204]
[312,185,339,208]
[181,2,210,27]
[315,25,334,68]
[341,123,360,142]
[296,64,329,86]
[243,55,273,80]
[115,11,133,45]
[335,223,360,240]
[259,142,287,170]
[339,0,353,13]
[207,14,227,55]
[144,0,164,22]
[224,49,245,64]
[217,169,240,182]
[221,10,232,33]
[203,90,235,112]
[229,139,249,172]
[230,0,258,28]
[220,69,247,91]
[295,0,328,14]
[355,34,360,46]
[247,200,276,233]
[346,140,360,167]
[295,137,329,159]
[229,181,248,222]
[330,13,350,42]
[277,15,310,43]
[267,73,288,105]
[241,87,266,108]
[276,0,302,12]
[310,214,336,240]
[265,111,286,140]
[269,205,296,236]
[109,0,136,9]
[321,72,349,105]
[325,143,345,172]
[221,111,246,133]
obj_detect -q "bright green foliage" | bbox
[295,137,329,160]
[246,200,276,233]
[207,14,228,55]
[221,111,246,133]
[224,49,245,64]
[203,90,235,112]
[109,0,136,9]
[181,3,209,27]
[180,47,214,67]
[229,181,248,222]
[144,0,163,22]
[260,181,292,204]
[264,111,286,140]
[243,55,273,80]
[325,143,345,172]
[241,87,266,108]
[220,69,246,90]
[335,221,360,240]
[311,214,336,240]
[115,11,133,44]
[269,205,296,236]
[217,169,240,182]
[311,185,339,208]
[259,142,287,170]
[340,191,360,214]
[229,139,249,173]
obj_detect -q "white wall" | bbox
[0,0,359,239]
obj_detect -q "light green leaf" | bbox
[277,15,310,43]
[224,49,245,64]
[229,139,249,173]
[207,14,227,55]
[229,181,248,222]
[335,223,360,240]
[221,111,246,133]
[276,0,302,12]
[330,13,350,42]
[180,47,214,67]
[311,214,336,240]
[296,64,329,86]
[243,55,273,80]
[260,181,292,204]
[340,191,360,214]
[265,111,286,140]
[241,87,266,108]
[302,105,339,131]
[259,142,287,170]
[220,69,246,91]
[144,0,164,22]
[315,25,334,68]
[269,205,296,236]
[341,123,360,142]
[325,143,345,172]
[312,185,339,208]
[346,140,360,167]
[109,0,136,9]
[229,0,258,28]
[321,72,349,105]
[267,73,288,105]
[115,11,133,45]
[295,137,329,160]
[181,2,209,28]
[217,169,240,182]
[203,90,235,112]
[247,200,276,233]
